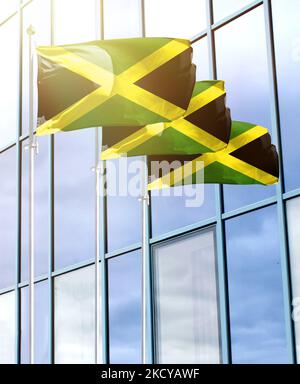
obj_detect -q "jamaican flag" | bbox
[148,121,279,189]
[101,81,231,159]
[36,37,196,135]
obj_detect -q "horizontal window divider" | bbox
[222,196,277,220]
[18,274,48,289]
[0,0,33,28]
[190,30,208,44]
[283,189,300,202]
[150,217,217,245]
[0,286,16,296]
[105,242,142,259]
[211,0,263,31]
[51,258,95,278]
[0,141,17,154]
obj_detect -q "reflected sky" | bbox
[0,1,18,23]
[0,291,15,364]
[22,0,51,137]
[213,0,253,22]
[286,197,300,361]
[108,251,141,363]
[215,6,276,211]
[103,0,140,39]
[145,0,206,38]
[53,0,97,45]
[225,206,289,363]
[54,130,95,270]
[193,37,210,81]
[272,0,300,192]
[0,147,16,290]
[21,281,50,364]
[54,265,97,364]
[153,230,220,364]
[106,158,142,252]
[0,14,19,149]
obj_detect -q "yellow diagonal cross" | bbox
[101,81,226,159]
[148,125,278,190]
[37,39,191,135]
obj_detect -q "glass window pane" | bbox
[54,0,97,44]
[0,291,16,364]
[145,0,207,38]
[54,130,95,270]
[151,185,216,238]
[22,0,51,137]
[103,0,140,39]
[106,158,142,252]
[272,0,300,192]
[225,207,289,363]
[21,136,49,281]
[108,250,141,363]
[193,37,210,80]
[213,0,253,22]
[286,197,300,362]
[215,7,276,212]
[0,15,19,149]
[153,229,221,363]
[0,0,18,23]
[21,281,50,364]
[54,265,98,364]
[0,147,17,290]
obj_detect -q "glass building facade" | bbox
[0,0,300,364]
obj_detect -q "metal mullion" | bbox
[263,0,296,363]
[15,0,23,365]
[140,0,154,364]
[206,0,231,365]
[97,0,109,364]
[48,0,55,364]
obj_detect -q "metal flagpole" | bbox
[141,156,149,364]
[140,0,150,365]
[27,25,37,365]
[95,129,101,364]
[95,0,105,364]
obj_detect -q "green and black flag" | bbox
[148,120,279,189]
[101,81,231,159]
[36,37,196,135]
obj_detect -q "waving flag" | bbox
[101,81,231,159]
[148,121,279,189]
[36,37,196,135]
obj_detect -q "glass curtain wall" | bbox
[0,0,299,365]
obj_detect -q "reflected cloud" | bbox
[153,230,221,364]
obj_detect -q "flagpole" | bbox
[95,0,105,364]
[95,129,101,364]
[140,0,149,365]
[141,156,149,364]
[27,25,37,365]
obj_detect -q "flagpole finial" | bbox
[27,25,36,36]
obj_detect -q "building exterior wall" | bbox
[0,0,299,364]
